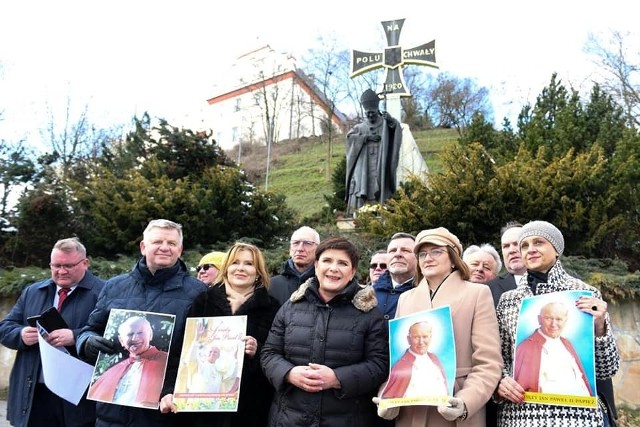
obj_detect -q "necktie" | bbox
[57,288,70,311]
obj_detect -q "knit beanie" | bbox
[198,251,227,270]
[518,221,564,255]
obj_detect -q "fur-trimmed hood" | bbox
[289,277,378,312]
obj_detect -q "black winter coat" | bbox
[261,278,389,427]
[76,258,206,427]
[269,260,315,305]
[174,283,280,427]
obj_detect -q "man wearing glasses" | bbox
[0,237,105,427]
[373,232,417,321]
[270,226,320,305]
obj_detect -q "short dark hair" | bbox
[315,237,360,268]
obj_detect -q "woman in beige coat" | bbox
[376,227,503,427]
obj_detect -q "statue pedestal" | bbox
[336,218,356,231]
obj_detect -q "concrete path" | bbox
[0,399,8,426]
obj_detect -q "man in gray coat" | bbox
[0,237,104,427]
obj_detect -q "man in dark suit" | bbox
[0,237,105,427]
[487,222,526,307]
[486,221,526,427]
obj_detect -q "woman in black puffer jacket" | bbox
[261,237,389,427]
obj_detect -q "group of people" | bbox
[373,222,619,427]
[0,218,620,427]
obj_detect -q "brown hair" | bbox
[415,246,470,284]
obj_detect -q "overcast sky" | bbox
[1,0,637,150]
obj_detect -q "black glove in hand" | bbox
[84,336,116,361]
[366,134,381,143]
[437,397,466,421]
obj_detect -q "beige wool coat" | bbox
[392,270,503,427]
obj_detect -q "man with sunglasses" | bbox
[0,237,105,427]
[270,226,320,305]
[373,232,417,321]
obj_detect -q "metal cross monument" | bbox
[351,18,438,119]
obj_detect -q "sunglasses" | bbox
[369,263,387,269]
[196,264,215,273]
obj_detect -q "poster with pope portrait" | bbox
[87,309,175,410]
[173,315,247,412]
[378,306,455,410]
[514,290,597,408]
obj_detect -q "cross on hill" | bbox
[351,18,438,97]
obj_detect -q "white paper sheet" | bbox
[38,332,94,405]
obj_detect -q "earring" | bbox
[451,265,455,269]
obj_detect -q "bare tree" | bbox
[302,35,352,180]
[243,56,291,191]
[585,30,640,128]
[424,72,492,136]
[401,67,432,129]
[42,97,119,174]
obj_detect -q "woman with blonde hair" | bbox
[161,242,280,427]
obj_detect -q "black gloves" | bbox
[83,336,116,361]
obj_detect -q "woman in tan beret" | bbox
[375,227,503,427]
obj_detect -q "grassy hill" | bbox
[232,128,460,221]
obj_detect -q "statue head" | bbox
[360,89,380,112]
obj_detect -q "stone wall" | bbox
[610,299,640,409]
[0,297,638,409]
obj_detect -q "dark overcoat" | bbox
[0,271,104,427]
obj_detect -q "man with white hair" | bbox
[270,226,320,305]
[514,301,591,396]
[462,243,502,284]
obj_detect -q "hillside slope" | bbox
[229,128,459,220]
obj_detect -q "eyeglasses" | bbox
[290,240,317,248]
[196,264,214,273]
[369,263,387,269]
[417,248,447,260]
[49,259,87,271]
